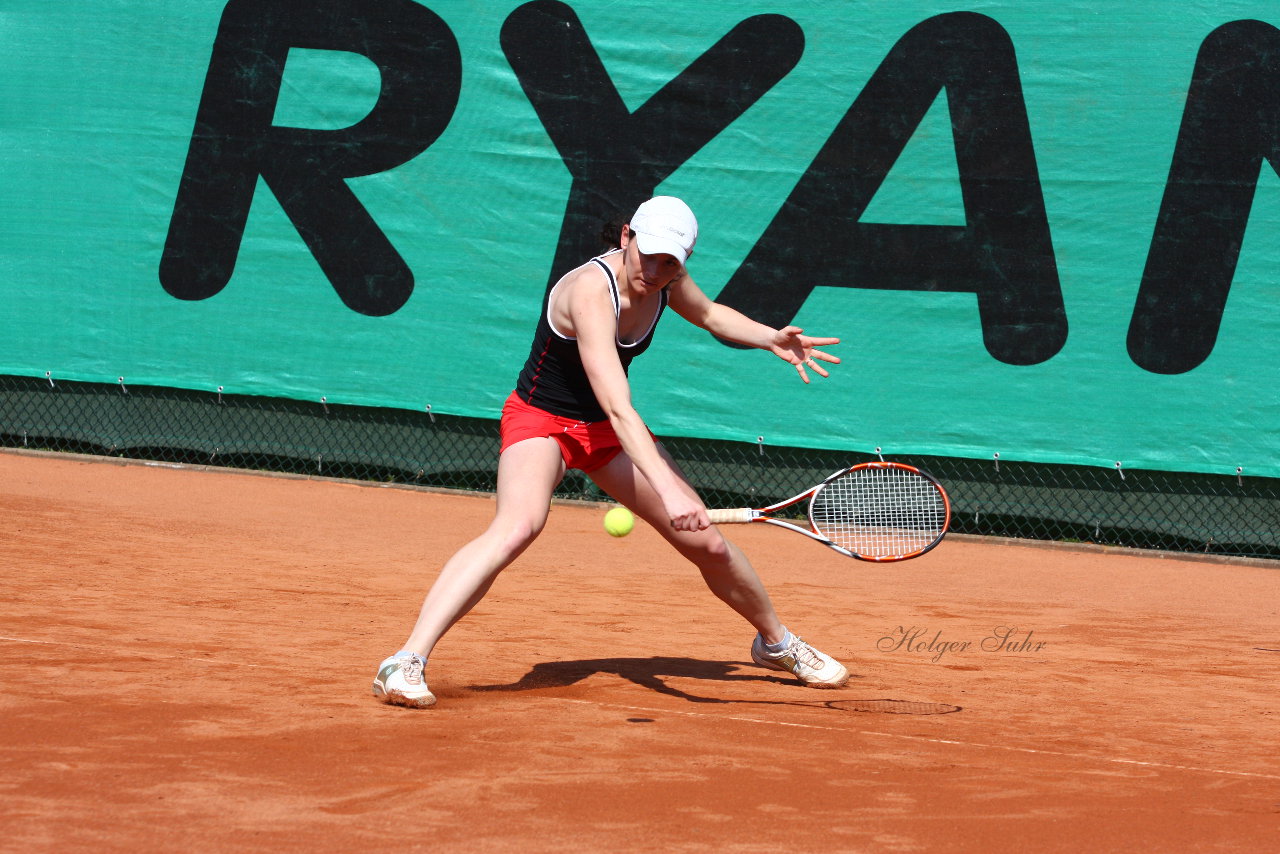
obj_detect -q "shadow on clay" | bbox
[468,656,961,715]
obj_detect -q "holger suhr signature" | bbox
[877,625,1048,663]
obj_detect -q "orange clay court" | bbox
[1,449,1277,853]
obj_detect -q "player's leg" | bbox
[374,438,566,707]
[404,437,566,655]
[587,444,784,639]
[587,444,849,688]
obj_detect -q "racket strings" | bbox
[810,467,948,559]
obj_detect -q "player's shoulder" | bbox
[665,269,706,304]
[549,257,616,331]
[558,257,614,302]
[565,255,612,282]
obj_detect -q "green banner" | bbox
[3,1,1280,476]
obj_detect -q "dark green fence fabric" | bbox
[4,375,1276,560]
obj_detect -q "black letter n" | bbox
[160,0,461,316]
[1128,20,1280,374]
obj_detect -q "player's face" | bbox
[623,232,682,291]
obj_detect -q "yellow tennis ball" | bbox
[603,506,635,537]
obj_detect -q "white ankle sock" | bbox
[763,629,794,654]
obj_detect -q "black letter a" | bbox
[160,0,461,316]
[717,13,1065,365]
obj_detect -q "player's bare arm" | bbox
[667,275,841,383]
[564,269,709,531]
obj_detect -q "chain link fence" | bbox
[2,373,1277,560]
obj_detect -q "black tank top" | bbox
[514,251,668,422]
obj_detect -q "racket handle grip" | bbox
[708,508,754,524]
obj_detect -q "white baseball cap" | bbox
[630,196,698,264]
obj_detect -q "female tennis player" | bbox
[374,196,849,707]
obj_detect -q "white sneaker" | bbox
[372,653,437,708]
[751,634,849,688]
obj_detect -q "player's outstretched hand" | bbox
[769,326,840,383]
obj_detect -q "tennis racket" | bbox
[707,462,950,561]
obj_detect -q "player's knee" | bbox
[494,516,546,555]
[691,530,734,569]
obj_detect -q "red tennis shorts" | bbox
[500,391,634,473]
